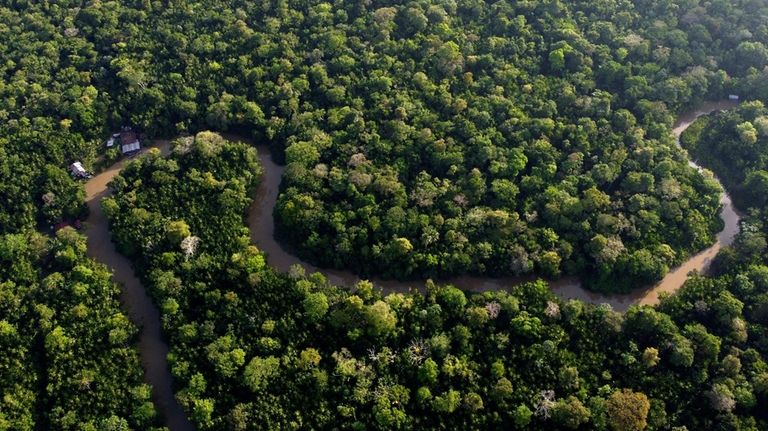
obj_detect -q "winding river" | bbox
[83,101,738,430]
[247,99,742,311]
[83,142,195,431]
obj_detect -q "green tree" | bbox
[243,356,280,392]
[606,389,651,431]
[303,292,329,322]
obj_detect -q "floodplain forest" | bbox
[2,0,768,430]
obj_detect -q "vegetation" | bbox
[681,100,768,211]
[262,0,737,290]
[3,0,768,430]
[4,0,768,290]
[105,132,768,430]
[0,121,90,233]
[0,229,162,430]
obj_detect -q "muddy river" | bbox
[83,101,738,430]
[248,100,741,312]
[83,142,194,431]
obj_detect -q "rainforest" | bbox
[2,0,768,430]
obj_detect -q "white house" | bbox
[121,141,141,154]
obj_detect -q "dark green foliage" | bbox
[682,101,768,212]
[0,120,90,232]
[1,0,760,291]
[3,0,768,430]
[0,230,162,430]
[247,0,739,291]
[107,136,768,430]
[104,132,261,264]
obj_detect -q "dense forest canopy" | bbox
[682,100,768,212]
[0,229,161,430]
[2,0,768,430]
[105,131,768,430]
[3,0,768,290]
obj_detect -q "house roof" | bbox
[120,131,138,145]
[121,141,141,154]
[70,161,86,173]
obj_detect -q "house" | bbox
[729,94,740,101]
[120,130,141,154]
[69,161,90,179]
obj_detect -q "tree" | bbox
[418,358,439,386]
[365,301,397,337]
[492,378,513,401]
[432,390,461,413]
[435,286,467,318]
[605,389,651,431]
[642,348,660,368]
[736,122,758,145]
[303,292,329,322]
[552,396,591,429]
[434,41,464,77]
[539,251,562,277]
[463,392,484,412]
[191,398,215,427]
[395,7,427,37]
[707,383,736,412]
[513,404,533,427]
[745,171,768,208]
[206,336,246,378]
[243,356,280,392]
[167,220,191,245]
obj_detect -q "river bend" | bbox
[247,100,741,312]
[82,101,738,430]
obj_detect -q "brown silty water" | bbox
[81,101,739,430]
[83,141,195,431]
[247,100,741,311]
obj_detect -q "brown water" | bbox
[83,142,195,431]
[80,102,739,431]
[248,101,741,312]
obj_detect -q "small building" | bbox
[729,94,740,101]
[69,161,90,179]
[120,130,141,154]
[106,132,123,148]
